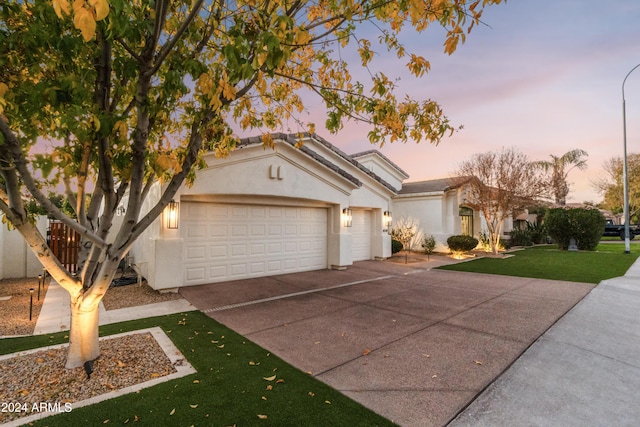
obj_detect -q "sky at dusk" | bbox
[288,0,640,204]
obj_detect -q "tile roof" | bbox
[350,149,409,178]
[398,177,468,194]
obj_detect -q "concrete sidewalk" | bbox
[450,258,640,427]
[33,281,195,335]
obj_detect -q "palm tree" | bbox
[536,149,588,206]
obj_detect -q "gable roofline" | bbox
[351,149,410,179]
[237,133,399,194]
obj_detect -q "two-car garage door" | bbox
[182,202,327,285]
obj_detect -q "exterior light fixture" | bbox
[342,208,352,228]
[29,288,34,321]
[383,210,392,228]
[166,200,179,229]
[622,62,640,254]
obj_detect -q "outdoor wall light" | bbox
[383,211,392,228]
[166,200,180,229]
[342,208,353,228]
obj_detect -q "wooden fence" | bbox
[49,221,81,274]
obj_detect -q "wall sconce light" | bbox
[166,200,179,229]
[342,208,352,228]
[116,205,126,216]
[383,210,392,228]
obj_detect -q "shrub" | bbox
[509,228,533,247]
[391,239,403,254]
[526,220,547,244]
[421,235,436,258]
[447,235,479,253]
[545,208,605,251]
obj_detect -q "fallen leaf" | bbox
[276,379,285,384]
[193,380,200,384]
[363,349,371,356]
[190,404,198,408]
[314,341,321,344]
[262,396,267,400]
[266,385,273,391]
[117,360,127,368]
[257,414,268,419]
[217,344,225,348]
[432,375,438,378]
[36,357,44,363]
[150,373,160,378]
[325,400,331,404]
[263,375,276,381]
[124,419,129,424]
[474,360,483,365]
[308,391,315,397]
[211,340,218,343]
[170,408,175,415]
[103,420,110,424]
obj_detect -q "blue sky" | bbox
[298,0,640,203]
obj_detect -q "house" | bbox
[130,133,403,290]
[0,133,514,284]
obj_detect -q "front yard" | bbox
[437,243,640,284]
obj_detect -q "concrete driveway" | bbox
[179,258,593,426]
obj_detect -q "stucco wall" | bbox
[0,216,49,279]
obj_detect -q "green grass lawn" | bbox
[438,242,640,284]
[2,311,396,427]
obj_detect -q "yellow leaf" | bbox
[89,0,110,20]
[190,404,198,408]
[52,0,71,18]
[263,375,276,381]
[74,7,96,41]
[193,380,200,384]
[150,373,160,378]
[266,385,273,391]
[276,379,285,384]
[170,408,175,415]
[117,360,126,368]
[308,391,315,397]
[362,349,371,356]
[257,414,268,419]
[325,400,331,404]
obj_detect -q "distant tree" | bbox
[456,148,547,254]
[593,154,640,221]
[535,149,588,206]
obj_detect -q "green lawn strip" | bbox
[3,311,396,427]
[437,244,640,284]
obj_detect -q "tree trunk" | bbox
[66,297,101,369]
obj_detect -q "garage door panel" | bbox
[352,210,372,261]
[183,202,327,285]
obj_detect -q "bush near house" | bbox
[509,228,533,247]
[545,207,605,250]
[391,239,403,254]
[421,235,436,258]
[447,235,479,253]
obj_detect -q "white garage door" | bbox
[351,209,372,261]
[182,202,327,285]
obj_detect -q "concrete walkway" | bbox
[450,258,640,427]
[33,281,195,335]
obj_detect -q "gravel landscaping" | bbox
[0,277,50,337]
[0,332,176,424]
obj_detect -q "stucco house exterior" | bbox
[0,133,514,285]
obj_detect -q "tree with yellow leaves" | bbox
[0,0,504,370]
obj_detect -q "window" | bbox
[459,206,473,237]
